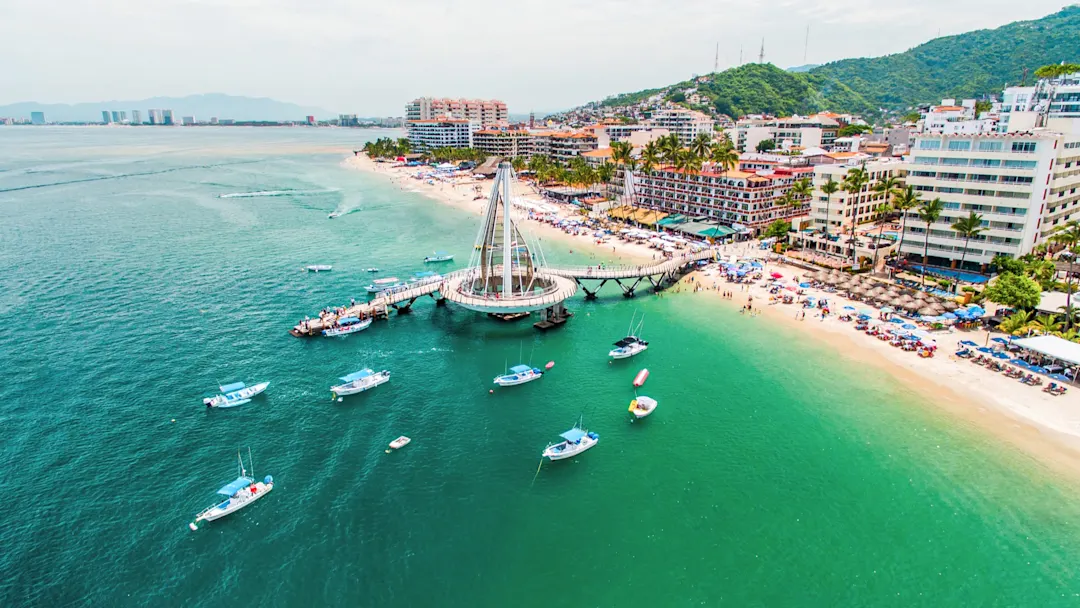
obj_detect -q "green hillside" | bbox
[810,5,1080,108]
[596,6,1080,117]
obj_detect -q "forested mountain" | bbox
[596,6,1080,117]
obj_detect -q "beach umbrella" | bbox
[977,347,994,353]
[888,318,904,324]
[881,306,896,313]
[898,294,915,303]
[1010,359,1030,368]
[918,306,936,316]
[941,312,957,320]
[901,323,917,330]
[843,305,856,311]
[991,337,1011,345]
[770,272,783,279]
[857,314,871,320]
[993,352,1010,360]
[1030,366,1049,374]
[942,301,959,311]
[887,297,904,307]
[799,282,812,288]
[1050,374,1072,382]
[960,340,979,347]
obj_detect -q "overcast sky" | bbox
[1,0,1070,115]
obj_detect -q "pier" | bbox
[544,250,716,299]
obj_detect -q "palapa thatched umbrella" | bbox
[871,286,888,296]
[888,296,905,307]
[917,306,937,316]
[898,294,915,304]
[942,300,959,311]
[913,291,930,301]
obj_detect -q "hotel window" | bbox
[1003,160,1037,169]
[1011,141,1037,153]
[918,139,941,150]
[978,141,1003,152]
[947,140,972,151]
[941,158,969,166]
[972,158,1001,167]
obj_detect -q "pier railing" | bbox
[543,250,715,280]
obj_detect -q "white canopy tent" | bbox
[1011,335,1080,367]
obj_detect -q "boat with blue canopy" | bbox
[331,368,391,397]
[493,364,543,387]
[542,420,599,461]
[322,316,372,337]
[424,251,454,263]
[189,450,274,530]
[203,381,269,408]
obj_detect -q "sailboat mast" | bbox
[248,447,254,478]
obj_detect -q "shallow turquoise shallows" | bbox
[3,127,1080,607]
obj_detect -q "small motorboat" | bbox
[203,381,269,408]
[328,212,340,219]
[331,368,390,397]
[542,421,599,461]
[322,316,372,337]
[365,268,380,273]
[365,277,404,293]
[305,265,333,272]
[628,395,657,419]
[493,364,543,387]
[424,251,454,263]
[388,436,411,450]
[189,450,273,531]
[633,368,649,388]
[609,336,648,359]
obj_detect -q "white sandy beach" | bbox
[344,152,1080,476]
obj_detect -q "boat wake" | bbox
[219,188,339,199]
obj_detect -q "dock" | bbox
[289,275,455,337]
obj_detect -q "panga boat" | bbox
[331,368,390,397]
[328,212,340,219]
[388,436,411,450]
[542,423,599,461]
[322,316,372,337]
[609,312,648,359]
[306,264,332,272]
[424,251,454,263]
[203,381,269,408]
[189,450,273,531]
[628,395,657,418]
[365,277,404,293]
[493,364,543,387]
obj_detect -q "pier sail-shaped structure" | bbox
[444,162,576,313]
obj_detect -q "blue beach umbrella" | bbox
[1010,359,1030,368]
[843,305,856,311]
[993,352,1010,360]
[1030,366,1049,374]
[799,282,811,288]
[857,314,871,320]
[901,323,917,330]
[942,312,958,319]
[1050,374,1072,382]
[960,340,978,347]
[889,318,904,324]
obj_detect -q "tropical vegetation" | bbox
[361,137,411,159]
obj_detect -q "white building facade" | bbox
[646,108,714,143]
[405,97,508,127]
[405,120,478,152]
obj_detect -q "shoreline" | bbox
[344,152,1080,480]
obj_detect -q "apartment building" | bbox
[531,132,598,162]
[807,158,906,235]
[405,97,508,127]
[728,114,842,153]
[645,108,714,143]
[405,119,477,152]
[899,131,1080,271]
[472,129,533,158]
[593,124,670,148]
[635,165,814,234]
[1000,71,1080,134]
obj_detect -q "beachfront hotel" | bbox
[531,131,599,162]
[405,119,478,152]
[472,128,534,158]
[808,157,907,234]
[405,97,508,127]
[899,130,1080,271]
[633,164,814,235]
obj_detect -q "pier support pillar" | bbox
[577,278,606,300]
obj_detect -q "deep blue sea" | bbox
[3,126,1080,607]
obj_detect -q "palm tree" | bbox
[998,310,1034,336]
[819,178,839,237]
[950,211,986,292]
[1050,220,1080,329]
[689,133,712,159]
[1029,313,1063,335]
[891,186,921,270]
[676,148,703,175]
[610,141,633,166]
[640,141,661,174]
[916,198,944,287]
[511,156,526,172]
[596,162,615,198]
[709,143,739,175]
[660,134,682,166]
[841,165,869,265]
[868,202,894,274]
[790,178,813,212]
[1035,63,1080,79]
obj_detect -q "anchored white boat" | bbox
[424,251,454,263]
[189,450,273,531]
[331,368,390,397]
[366,277,403,293]
[628,395,657,419]
[366,267,380,273]
[306,264,332,272]
[328,212,341,219]
[493,364,543,387]
[542,421,599,461]
[203,381,269,408]
[609,313,648,359]
[388,436,411,450]
[322,316,372,337]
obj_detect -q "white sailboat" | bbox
[493,364,543,387]
[331,368,390,397]
[189,450,274,531]
[203,381,269,408]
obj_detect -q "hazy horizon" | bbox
[2,1,1070,116]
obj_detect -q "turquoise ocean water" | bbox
[2,127,1080,607]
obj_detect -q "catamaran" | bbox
[609,313,648,359]
[493,364,543,387]
[628,395,658,419]
[305,264,332,272]
[424,251,454,263]
[365,277,404,293]
[542,420,599,461]
[189,450,273,531]
[331,368,391,397]
[322,316,372,337]
[203,381,269,408]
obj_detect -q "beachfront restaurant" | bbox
[1009,335,1080,383]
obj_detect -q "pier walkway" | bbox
[544,250,716,298]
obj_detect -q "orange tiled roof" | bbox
[581,149,613,157]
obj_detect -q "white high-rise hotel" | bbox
[899,72,1080,272]
[405,97,508,127]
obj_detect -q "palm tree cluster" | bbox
[997,310,1080,342]
[521,154,612,193]
[361,137,411,159]
[425,147,488,164]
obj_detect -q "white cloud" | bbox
[0,0,1067,115]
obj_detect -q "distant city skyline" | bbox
[0,1,1071,116]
